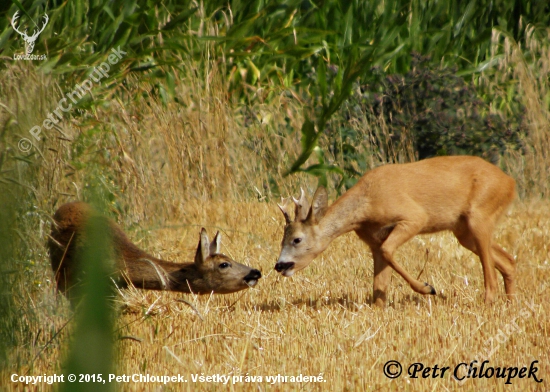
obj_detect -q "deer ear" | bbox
[210,231,221,255]
[194,228,210,264]
[306,187,328,224]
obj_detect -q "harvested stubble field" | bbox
[4,198,550,391]
[116,199,550,392]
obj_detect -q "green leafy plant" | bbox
[367,54,525,160]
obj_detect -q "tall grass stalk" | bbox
[484,27,550,197]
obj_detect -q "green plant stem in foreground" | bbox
[59,205,116,392]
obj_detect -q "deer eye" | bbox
[219,262,230,269]
[292,238,302,245]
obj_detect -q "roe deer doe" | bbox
[275,156,516,306]
[49,202,261,299]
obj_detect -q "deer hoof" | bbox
[424,282,436,295]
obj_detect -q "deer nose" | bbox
[244,269,262,282]
[274,261,295,272]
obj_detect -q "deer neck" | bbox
[130,257,205,292]
[119,243,199,292]
[318,190,367,242]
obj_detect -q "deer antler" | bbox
[277,197,292,225]
[292,188,310,221]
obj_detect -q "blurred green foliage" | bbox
[0,183,18,368]
[59,201,116,392]
[323,54,527,192]
[371,55,525,159]
[1,0,548,185]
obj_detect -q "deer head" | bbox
[275,187,329,276]
[183,228,262,294]
[11,11,49,55]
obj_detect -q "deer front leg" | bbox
[379,222,437,296]
[371,248,393,307]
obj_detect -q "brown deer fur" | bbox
[49,202,261,299]
[275,156,516,306]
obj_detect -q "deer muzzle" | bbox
[274,261,295,276]
[243,269,262,287]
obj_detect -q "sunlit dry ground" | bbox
[4,199,550,391]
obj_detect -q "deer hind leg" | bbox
[453,223,516,300]
[453,218,498,303]
[491,244,516,298]
[378,222,437,296]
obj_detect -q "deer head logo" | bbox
[11,11,49,55]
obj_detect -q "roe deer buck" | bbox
[49,202,261,300]
[275,156,516,306]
